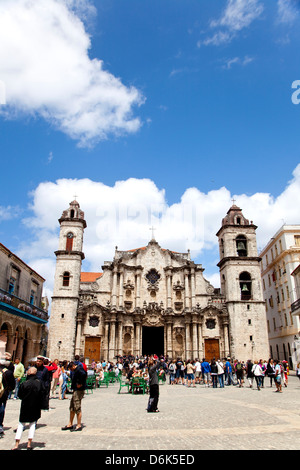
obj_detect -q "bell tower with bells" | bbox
[216,203,269,361]
[47,199,87,361]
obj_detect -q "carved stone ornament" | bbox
[206,318,216,330]
[89,316,100,327]
[123,279,134,291]
[173,280,185,291]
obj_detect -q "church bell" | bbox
[237,242,246,251]
[241,284,249,292]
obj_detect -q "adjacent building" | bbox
[0,243,49,364]
[47,200,269,363]
[259,226,300,368]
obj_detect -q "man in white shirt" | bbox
[194,359,201,384]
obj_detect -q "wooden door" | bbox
[84,337,101,362]
[204,339,220,362]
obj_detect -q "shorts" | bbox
[176,369,184,378]
[195,371,201,378]
[70,390,85,414]
[187,373,194,380]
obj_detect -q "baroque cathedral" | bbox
[47,200,269,363]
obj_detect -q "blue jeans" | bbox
[226,371,235,385]
[218,374,224,388]
[0,402,6,432]
[255,376,262,389]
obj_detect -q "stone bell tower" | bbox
[216,204,269,361]
[47,200,87,360]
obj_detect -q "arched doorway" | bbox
[0,323,8,357]
[142,326,164,356]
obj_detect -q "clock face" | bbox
[67,232,74,238]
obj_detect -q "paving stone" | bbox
[0,375,300,451]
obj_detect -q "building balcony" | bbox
[291,298,300,315]
[0,288,48,324]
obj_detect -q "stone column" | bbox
[166,322,173,358]
[16,337,24,360]
[192,319,198,359]
[6,332,14,356]
[111,268,118,308]
[134,322,141,357]
[191,268,196,309]
[118,321,123,356]
[103,322,109,361]
[185,321,191,359]
[198,322,203,359]
[184,270,190,310]
[118,269,124,309]
[223,321,230,358]
[166,270,172,309]
[135,270,142,309]
[75,318,82,356]
[109,320,116,361]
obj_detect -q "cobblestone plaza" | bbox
[0,374,299,453]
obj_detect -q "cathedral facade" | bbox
[47,200,269,363]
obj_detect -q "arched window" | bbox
[239,272,251,300]
[66,232,74,252]
[236,235,247,257]
[63,272,70,287]
[70,209,75,218]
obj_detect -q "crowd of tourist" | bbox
[1,351,300,449]
[89,354,296,393]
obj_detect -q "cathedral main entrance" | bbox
[142,326,164,357]
[204,339,220,362]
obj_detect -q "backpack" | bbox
[236,363,242,371]
[0,368,7,399]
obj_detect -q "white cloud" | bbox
[0,205,22,221]
[16,165,300,298]
[198,0,264,47]
[0,0,144,147]
[277,0,299,24]
[221,55,255,69]
[210,0,264,32]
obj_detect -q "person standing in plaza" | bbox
[61,361,87,431]
[194,358,201,384]
[35,356,53,410]
[168,360,176,385]
[235,360,244,388]
[8,357,24,400]
[274,360,283,393]
[186,360,196,387]
[175,358,184,385]
[252,360,264,390]
[225,358,234,385]
[0,353,15,437]
[11,366,45,450]
[266,359,276,387]
[210,359,218,388]
[50,359,61,398]
[201,358,211,387]
[217,359,225,388]
[147,359,160,413]
[246,359,254,388]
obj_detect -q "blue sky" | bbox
[0,0,300,295]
